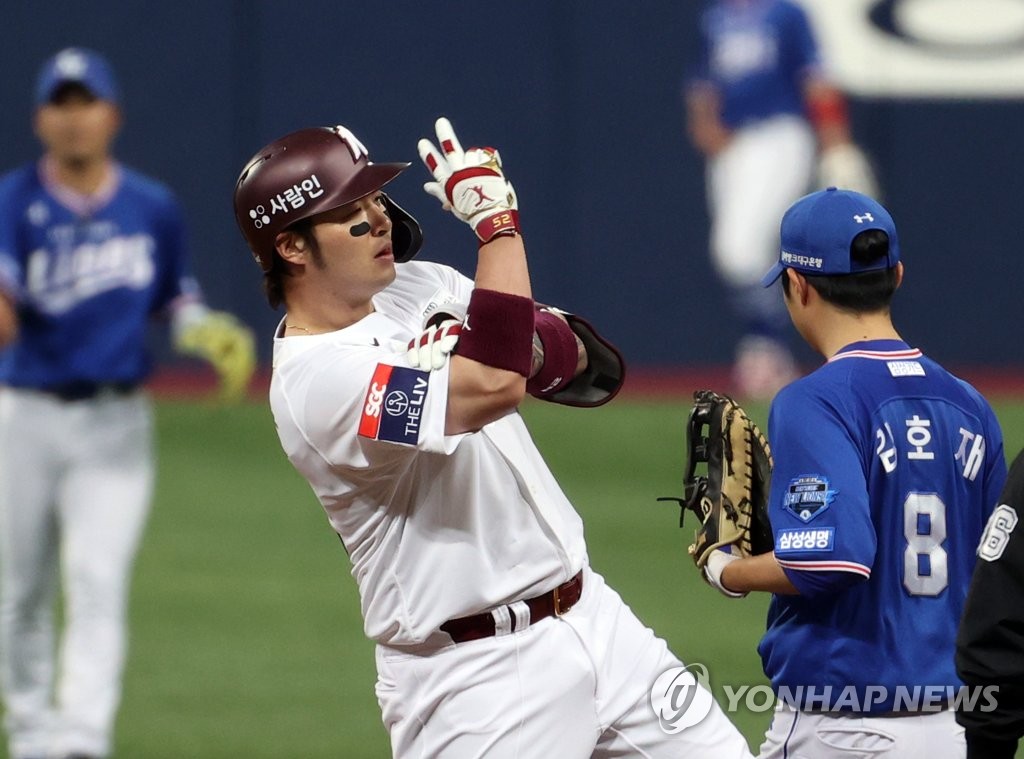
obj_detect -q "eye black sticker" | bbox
[350,221,371,237]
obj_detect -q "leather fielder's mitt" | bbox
[660,390,774,568]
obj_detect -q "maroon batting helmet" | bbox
[233,124,423,271]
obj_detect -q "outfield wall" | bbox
[1,1,1021,368]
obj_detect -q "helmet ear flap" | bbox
[383,194,423,262]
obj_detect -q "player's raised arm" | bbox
[417,118,533,434]
[415,118,624,427]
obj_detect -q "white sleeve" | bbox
[417,261,473,302]
[301,345,466,466]
[420,264,474,324]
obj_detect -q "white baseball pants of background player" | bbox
[706,114,816,396]
[758,702,965,758]
[707,114,816,293]
[0,388,154,759]
[375,566,754,758]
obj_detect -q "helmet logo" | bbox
[332,125,369,162]
[248,205,271,229]
[245,175,323,229]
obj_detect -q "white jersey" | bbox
[270,261,587,646]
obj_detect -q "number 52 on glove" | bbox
[660,390,775,568]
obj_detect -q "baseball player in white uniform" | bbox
[232,118,754,757]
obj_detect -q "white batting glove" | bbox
[407,318,463,370]
[703,549,747,599]
[417,117,520,244]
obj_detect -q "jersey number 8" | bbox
[903,492,948,596]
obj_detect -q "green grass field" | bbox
[7,395,1024,758]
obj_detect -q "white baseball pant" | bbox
[375,566,754,758]
[707,114,817,290]
[758,702,965,758]
[0,388,153,758]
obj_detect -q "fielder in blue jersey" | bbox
[0,49,255,759]
[702,188,1007,757]
[685,0,877,399]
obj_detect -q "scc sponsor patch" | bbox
[783,475,837,523]
[358,363,430,445]
[776,527,835,554]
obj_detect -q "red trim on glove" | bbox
[407,322,462,352]
[526,310,578,397]
[475,210,520,245]
[443,166,500,201]
[454,289,534,376]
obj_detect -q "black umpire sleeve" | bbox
[956,448,1024,759]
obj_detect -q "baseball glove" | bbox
[660,390,774,568]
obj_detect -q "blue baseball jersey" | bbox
[690,0,823,128]
[0,162,201,388]
[759,340,1007,713]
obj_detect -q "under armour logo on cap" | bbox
[54,49,88,77]
[761,187,900,286]
[35,47,120,105]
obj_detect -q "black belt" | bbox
[38,381,138,402]
[440,571,584,644]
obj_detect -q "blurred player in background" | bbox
[956,447,1024,758]
[233,118,754,758]
[685,0,877,399]
[704,188,1005,756]
[0,48,255,759]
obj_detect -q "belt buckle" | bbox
[553,584,568,616]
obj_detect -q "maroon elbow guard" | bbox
[526,310,578,396]
[454,289,535,376]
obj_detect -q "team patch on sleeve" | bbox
[776,527,835,554]
[358,363,431,445]
[783,475,837,523]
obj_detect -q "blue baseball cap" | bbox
[35,47,119,106]
[761,187,900,287]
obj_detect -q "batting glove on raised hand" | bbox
[407,318,462,370]
[417,117,520,244]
